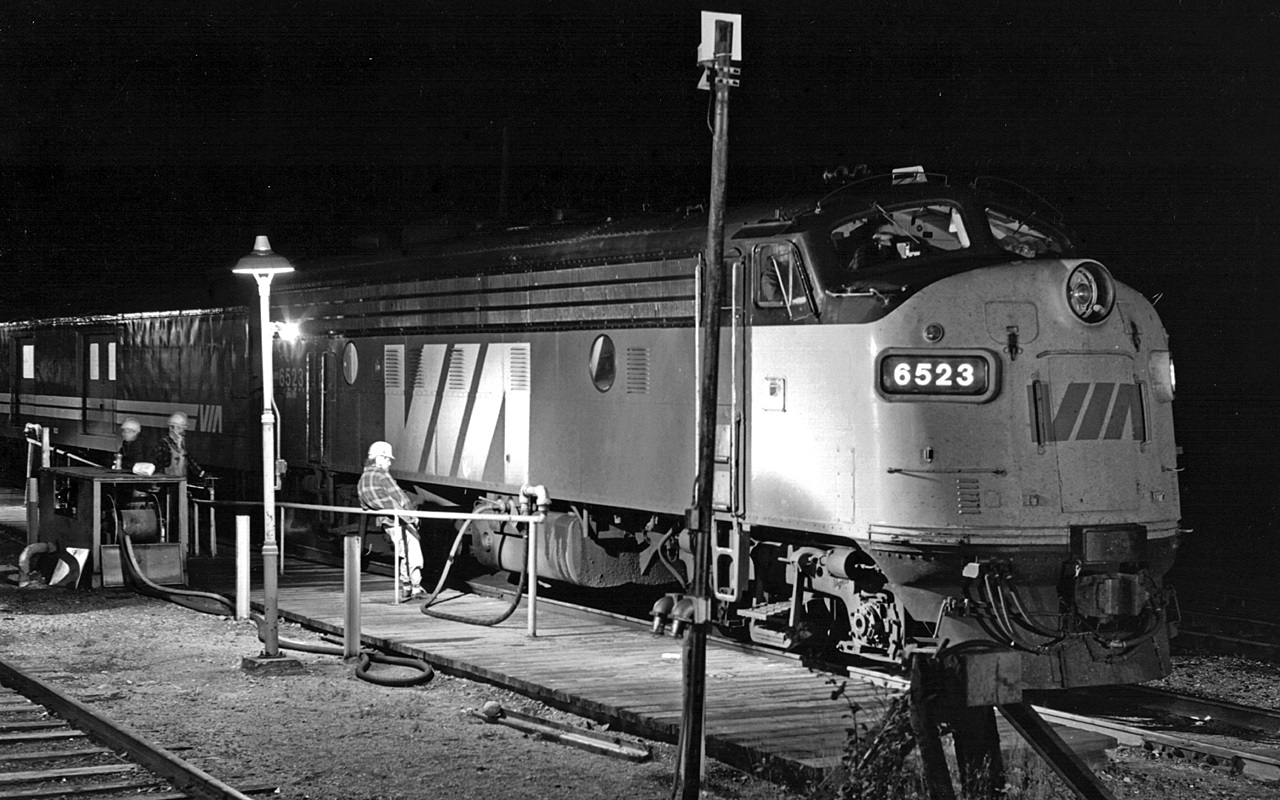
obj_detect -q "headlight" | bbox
[1150,350,1175,402]
[1065,261,1115,323]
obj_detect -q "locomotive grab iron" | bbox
[1,168,1181,696]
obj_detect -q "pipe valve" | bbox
[669,597,695,638]
[650,593,679,635]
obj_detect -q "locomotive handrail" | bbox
[886,467,1007,475]
[189,498,547,525]
[195,492,550,637]
[24,435,102,468]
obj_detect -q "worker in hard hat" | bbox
[115,418,151,471]
[357,441,426,601]
[161,411,205,481]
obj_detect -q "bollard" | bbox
[25,477,39,547]
[235,515,250,620]
[343,533,362,658]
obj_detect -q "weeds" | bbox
[819,676,1076,800]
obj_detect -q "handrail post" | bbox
[207,478,218,557]
[235,515,250,620]
[526,516,538,637]
[343,531,362,659]
[520,485,550,638]
[190,492,199,557]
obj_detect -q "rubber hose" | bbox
[421,564,527,626]
[120,536,431,686]
[354,651,435,687]
[418,511,530,627]
[120,536,239,616]
[17,542,56,587]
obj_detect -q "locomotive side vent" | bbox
[957,477,981,514]
[446,347,471,392]
[507,344,531,392]
[413,345,432,389]
[626,347,651,394]
[383,345,404,391]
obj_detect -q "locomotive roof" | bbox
[284,172,1049,290]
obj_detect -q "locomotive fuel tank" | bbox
[469,507,676,588]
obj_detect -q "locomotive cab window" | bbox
[986,207,1072,259]
[831,203,970,273]
[755,242,814,317]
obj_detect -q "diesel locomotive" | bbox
[1,168,1181,693]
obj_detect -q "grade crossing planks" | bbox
[187,555,887,783]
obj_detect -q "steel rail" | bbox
[1030,704,1280,782]
[0,654,259,800]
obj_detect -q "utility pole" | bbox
[673,15,739,800]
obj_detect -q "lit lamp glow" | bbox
[233,235,293,661]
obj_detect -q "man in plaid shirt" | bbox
[357,441,425,600]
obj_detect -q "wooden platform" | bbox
[186,555,877,783]
[182,551,1122,783]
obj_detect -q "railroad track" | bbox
[1167,570,1280,663]
[0,655,271,800]
[1028,684,1280,782]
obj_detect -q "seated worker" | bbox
[356,441,426,600]
[161,412,206,481]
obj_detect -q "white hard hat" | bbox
[367,441,395,460]
[120,418,141,434]
[168,412,189,429]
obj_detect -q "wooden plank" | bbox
[0,763,141,786]
[0,721,70,733]
[0,730,86,744]
[194,556,898,782]
[0,747,112,764]
[0,778,161,800]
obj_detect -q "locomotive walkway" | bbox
[0,485,1116,785]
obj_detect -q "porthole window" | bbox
[342,342,359,385]
[588,335,616,392]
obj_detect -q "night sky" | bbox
[4,2,1280,548]
[5,3,1277,314]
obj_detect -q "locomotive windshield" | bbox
[830,202,972,273]
[985,206,1071,259]
[823,197,1076,293]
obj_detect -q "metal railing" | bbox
[209,487,550,642]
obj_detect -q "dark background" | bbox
[3,2,1278,580]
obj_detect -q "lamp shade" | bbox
[232,235,294,275]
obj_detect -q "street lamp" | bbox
[233,235,297,668]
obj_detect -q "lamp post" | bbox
[234,235,299,670]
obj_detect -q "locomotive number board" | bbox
[877,351,994,398]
